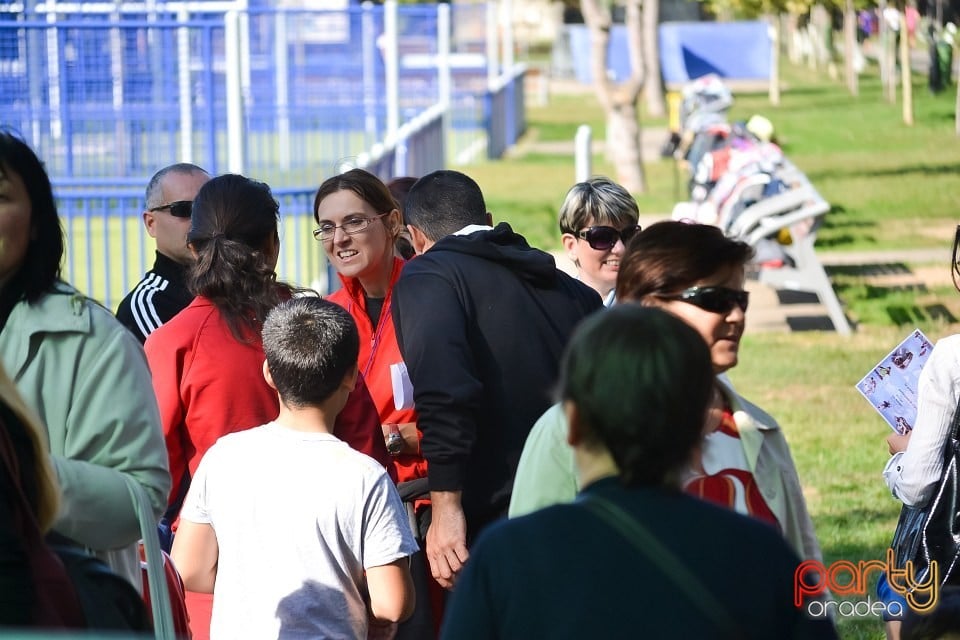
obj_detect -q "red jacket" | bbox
[327,257,427,484]
[145,296,392,510]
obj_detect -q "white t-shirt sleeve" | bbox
[884,335,960,506]
[361,471,419,569]
[179,447,215,525]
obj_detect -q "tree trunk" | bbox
[769,16,781,106]
[642,0,665,118]
[955,72,960,135]
[608,100,646,192]
[786,12,801,64]
[844,0,859,95]
[900,6,914,124]
[581,0,647,193]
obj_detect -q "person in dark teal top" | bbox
[440,305,838,640]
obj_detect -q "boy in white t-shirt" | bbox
[171,298,418,639]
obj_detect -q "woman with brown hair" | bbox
[510,221,822,565]
[315,168,437,638]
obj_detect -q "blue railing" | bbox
[55,185,322,310]
[5,2,527,308]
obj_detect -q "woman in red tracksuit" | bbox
[146,174,390,640]
[314,169,438,639]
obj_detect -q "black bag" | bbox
[890,397,960,588]
[0,403,150,632]
[48,534,152,632]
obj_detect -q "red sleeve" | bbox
[144,329,192,509]
[334,372,396,482]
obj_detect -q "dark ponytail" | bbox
[186,174,295,340]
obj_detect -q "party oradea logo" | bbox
[794,549,939,618]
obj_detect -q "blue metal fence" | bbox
[2,2,527,308]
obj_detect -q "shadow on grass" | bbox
[807,161,960,183]
[827,262,958,325]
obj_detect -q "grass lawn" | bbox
[470,58,960,639]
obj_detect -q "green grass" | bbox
[475,60,960,639]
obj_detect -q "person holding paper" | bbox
[314,169,436,638]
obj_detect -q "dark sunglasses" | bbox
[149,200,193,218]
[663,286,750,314]
[576,224,642,251]
[952,225,960,293]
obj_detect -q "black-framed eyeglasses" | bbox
[313,212,389,241]
[661,286,750,315]
[576,224,642,251]
[952,225,960,293]
[149,200,193,219]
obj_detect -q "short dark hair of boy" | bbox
[558,304,714,489]
[262,297,360,407]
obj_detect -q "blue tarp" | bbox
[659,21,771,85]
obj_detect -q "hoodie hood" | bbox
[429,222,558,286]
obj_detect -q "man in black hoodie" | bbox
[391,170,602,590]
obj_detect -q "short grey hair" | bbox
[144,163,209,209]
[558,177,639,235]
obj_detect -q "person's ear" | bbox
[144,211,158,239]
[564,400,584,447]
[385,208,403,239]
[341,364,359,393]
[561,233,579,263]
[408,224,430,255]
[484,211,493,227]
[262,360,277,391]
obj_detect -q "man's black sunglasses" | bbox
[576,224,642,251]
[662,286,750,315]
[149,200,193,218]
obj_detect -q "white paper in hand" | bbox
[391,362,414,411]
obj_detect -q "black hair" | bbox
[261,297,359,407]
[0,129,64,329]
[559,304,715,488]
[403,170,488,241]
[186,174,295,340]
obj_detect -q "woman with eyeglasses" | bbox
[145,173,391,640]
[509,221,823,565]
[314,169,437,639]
[558,177,641,305]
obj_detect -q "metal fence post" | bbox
[275,9,291,170]
[177,8,193,163]
[362,1,378,147]
[575,124,591,182]
[486,1,498,88]
[385,0,399,139]
[438,2,451,164]
[224,10,245,174]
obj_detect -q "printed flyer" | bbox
[855,329,934,434]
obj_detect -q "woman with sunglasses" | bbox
[314,169,437,639]
[510,221,823,565]
[145,173,391,640]
[558,177,641,305]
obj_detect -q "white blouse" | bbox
[883,334,960,506]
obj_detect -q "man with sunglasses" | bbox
[116,163,210,343]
